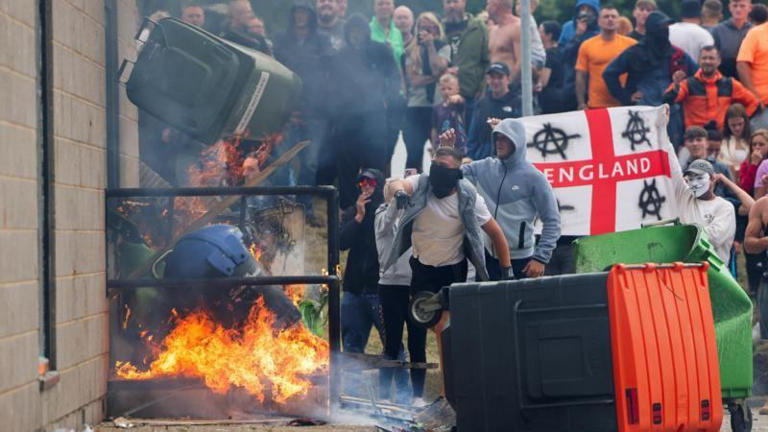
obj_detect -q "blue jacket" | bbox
[462,119,561,263]
[558,0,600,45]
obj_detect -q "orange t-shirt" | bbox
[575,34,637,108]
[737,23,768,104]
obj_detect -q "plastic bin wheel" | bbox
[410,291,443,329]
[729,399,753,432]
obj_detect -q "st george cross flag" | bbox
[522,106,678,236]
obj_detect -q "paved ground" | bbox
[96,423,376,432]
[93,411,767,432]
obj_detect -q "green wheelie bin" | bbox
[573,223,754,431]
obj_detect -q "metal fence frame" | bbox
[105,185,341,417]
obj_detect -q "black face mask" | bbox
[429,163,463,199]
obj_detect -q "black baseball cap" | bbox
[486,62,511,76]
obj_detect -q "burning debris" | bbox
[115,297,328,404]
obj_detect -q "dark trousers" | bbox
[341,292,384,354]
[403,107,433,171]
[746,252,765,296]
[485,250,532,281]
[378,284,416,401]
[409,257,468,397]
[341,291,408,398]
[760,277,768,339]
[546,238,578,276]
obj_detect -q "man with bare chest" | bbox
[487,0,521,77]
[745,196,768,339]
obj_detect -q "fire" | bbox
[284,285,305,305]
[115,298,329,404]
[249,243,262,262]
[173,134,282,234]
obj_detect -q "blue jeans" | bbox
[341,292,409,399]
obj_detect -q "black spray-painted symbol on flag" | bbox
[557,199,575,213]
[622,111,652,151]
[528,123,581,160]
[638,179,666,220]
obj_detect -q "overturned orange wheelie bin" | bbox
[574,223,754,431]
[421,263,722,432]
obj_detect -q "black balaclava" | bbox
[644,11,672,60]
[429,163,463,199]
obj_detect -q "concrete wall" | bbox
[0,1,138,430]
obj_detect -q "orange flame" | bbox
[115,299,329,404]
[284,285,305,306]
[249,243,262,263]
[173,134,282,233]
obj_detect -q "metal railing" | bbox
[105,185,341,417]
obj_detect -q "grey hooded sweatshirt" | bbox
[462,118,561,263]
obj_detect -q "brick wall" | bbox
[0,1,138,430]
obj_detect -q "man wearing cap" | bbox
[466,62,522,160]
[672,156,753,263]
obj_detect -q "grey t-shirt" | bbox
[712,18,753,77]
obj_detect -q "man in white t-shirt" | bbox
[669,0,715,61]
[673,158,753,263]
[387,147,511,284]
[384,146,511,404]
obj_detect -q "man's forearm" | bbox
[484,219,511,267]
[575,71,587,107]
[745,236,768,254]
[722,176,756,211]
[737,62,759,98]
[494,235,512,268]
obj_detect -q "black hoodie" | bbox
[340,168,386,294]
[273,0,332,113]
[329,14,400,116]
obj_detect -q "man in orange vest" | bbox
[664,45,761,130]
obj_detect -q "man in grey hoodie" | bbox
[442,118,561,279]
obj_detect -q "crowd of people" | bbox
[145,0,768,405]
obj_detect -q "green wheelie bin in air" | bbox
[573,223,754,431]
